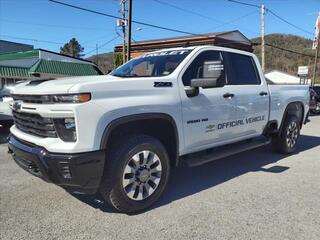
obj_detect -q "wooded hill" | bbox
[252,34,319,83]
[87,52,114,74]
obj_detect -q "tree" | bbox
[113,52,123,68]
[60,38,84,58]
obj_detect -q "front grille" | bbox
[12,94,50,104]
[13,110,57,138]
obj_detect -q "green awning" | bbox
[29,59,101,76]
[0,66,31,77]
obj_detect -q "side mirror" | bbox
[191,78,220,88]
[185,60,225,97]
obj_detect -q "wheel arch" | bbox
[100,113,180,166]
[279,101,304,133]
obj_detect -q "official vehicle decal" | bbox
[203,115,265,133]
[217,115,265,130]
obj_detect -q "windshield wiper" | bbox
[112,74,139,78]
[112,73,126,77]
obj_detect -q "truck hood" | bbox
[11,75,173,97]
[11,75,118,95]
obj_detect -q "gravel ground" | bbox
[1,116,320,240]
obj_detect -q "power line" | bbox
[153,0,260,35]
[227,0,313,36]
[0,34,100,50]
[82,34,111,44]
[227,0,260,9]
[0,18,112,32]
[19,0,315,60]
[253,41,315,58]
[211,10,259,31]
[152,0,222,24]
[268,10,314,36]
[84,35,120,56]
[0,34,64,45]
[48,0,262,42]
[48,0,202,36]
[265,43,315,58]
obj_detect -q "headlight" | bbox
[51,93,91,103]
[53,118,77,142]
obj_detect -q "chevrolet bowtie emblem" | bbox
[12,100,22,111]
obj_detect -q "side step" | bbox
[180,137,271,167]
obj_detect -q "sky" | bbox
[0,0,319,57]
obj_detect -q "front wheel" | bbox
[99,135,170,214]
[272,115,300,154]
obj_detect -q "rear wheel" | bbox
[99,135,170,214]
[311,102,320,114]
[272,115,300,154]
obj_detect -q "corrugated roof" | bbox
[0,65,31,77]
[0,49,39,61]
[29,59,101,76]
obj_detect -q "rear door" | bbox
[223,52,269,137]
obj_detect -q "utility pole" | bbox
[312,14,320,86]
[127,0,132,61]
[261,4,266,73]
[312,32,319,86]
[121,0,127,63]
[95,43,98,66]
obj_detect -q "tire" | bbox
[0,120,13,131]
[272,115,300,154]
[99,134,170,214]
[311,102,320,114]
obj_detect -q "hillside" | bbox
[252,34,319,82]
[87,34,319,82]
[87,52,114,74]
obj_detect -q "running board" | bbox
[180,138,271,167]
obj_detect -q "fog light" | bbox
[53,118,77,142]
[64,118,76,129]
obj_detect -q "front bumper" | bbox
[8,135,105,194]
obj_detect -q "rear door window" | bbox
[224,52,260,85]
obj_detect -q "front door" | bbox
[179,50,238,154]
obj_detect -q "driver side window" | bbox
[182,50,225,86]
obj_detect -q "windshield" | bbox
[111,50,191,78]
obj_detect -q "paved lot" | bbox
[1,116,320,240]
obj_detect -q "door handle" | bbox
[223,93,234,98]
[259,91,268,96]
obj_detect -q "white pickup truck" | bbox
[8,46,309,213]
